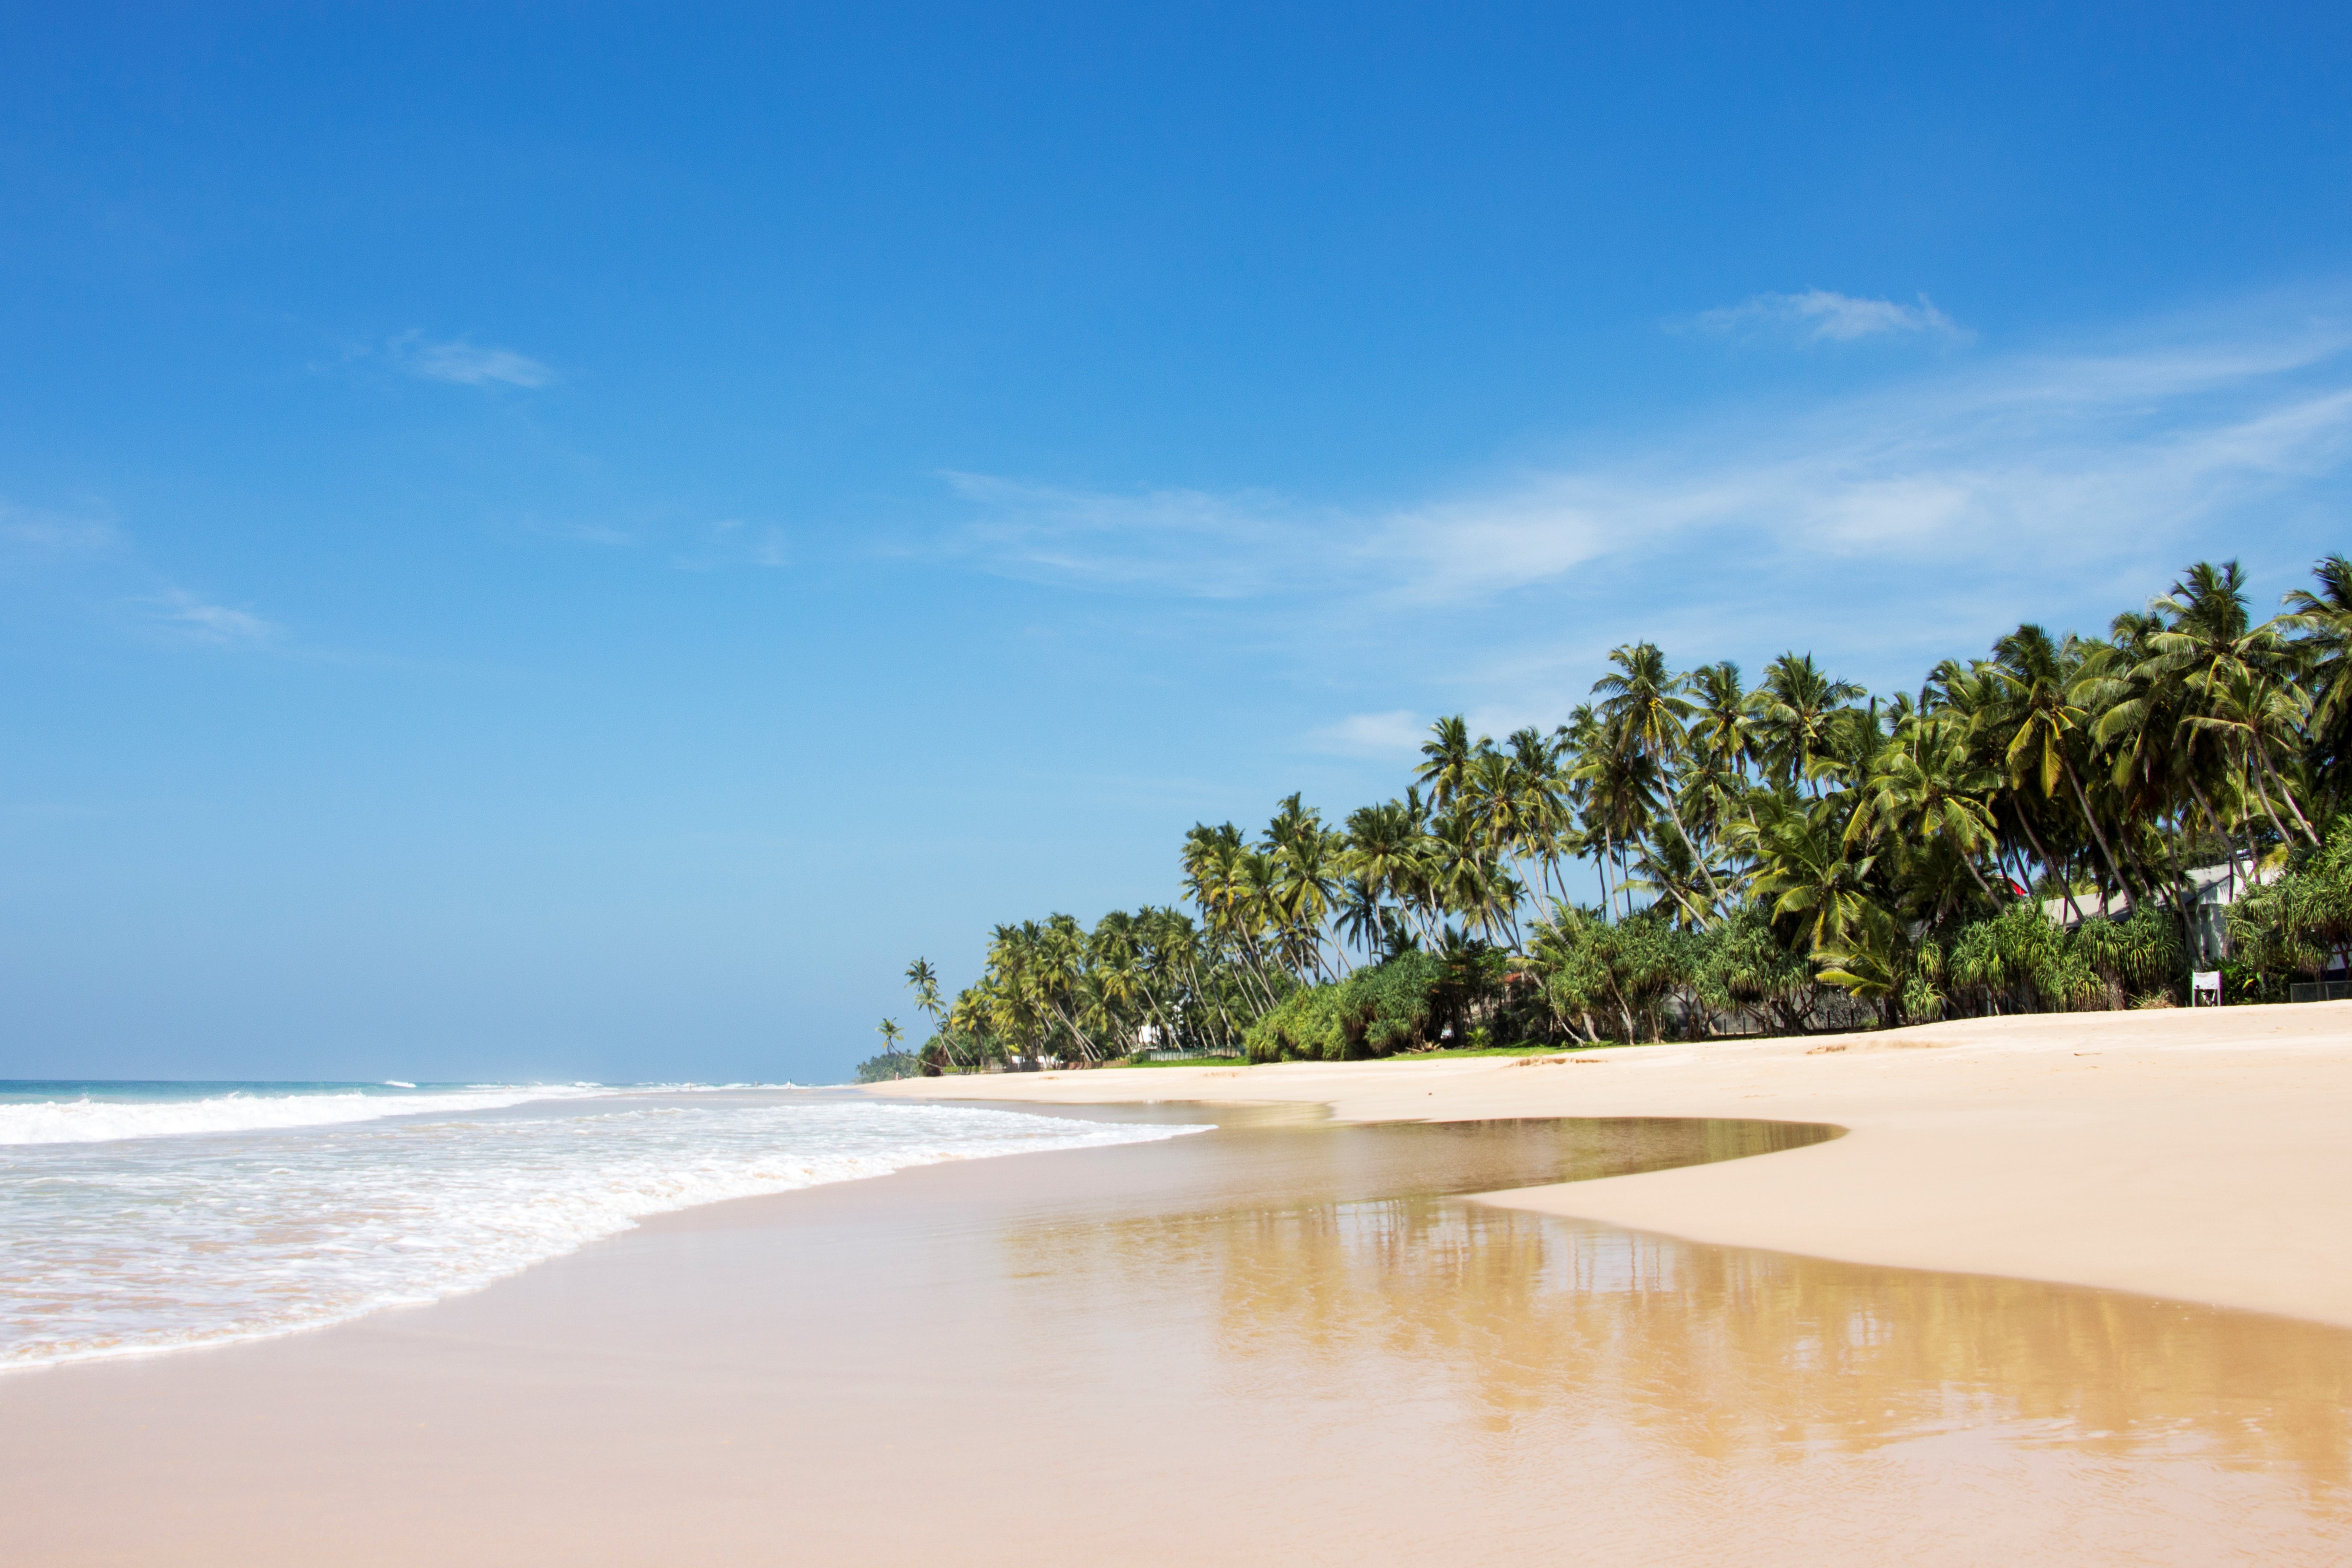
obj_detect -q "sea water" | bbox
[0,1080,1198,1370]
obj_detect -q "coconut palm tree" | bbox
[2283,553,2352,806]
[1747,653,1864,795]
[1592,642,1725,921]
[2188,667,2319,847]
[1985,624,2137,904]
[904,957,957,1067]
[1414,716,1478,810]
[1747,792,1880,955]
[1845,713,2001,900]
[1502,726,1577,921]
[914,553,2352,1054]
[1569,724,1661,922]
[1340,797,1429,943]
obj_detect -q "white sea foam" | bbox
[0,1086,610,1146]
[0,1090,1203,1370]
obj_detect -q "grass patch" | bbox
[1385,1041,1634,1059]
[1106,1041,1663,1067]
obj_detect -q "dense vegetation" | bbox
[878,557,2352,1073]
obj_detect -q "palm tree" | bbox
[915,553,2350,1051]
[1415,716,1478,810]
[1748,793,1881,955]
[904,957,955,1067]
[1340,798,1429,945]
[1502,726,1576,922]
[2284,553,2352,806]
[1747,653,1864,795]
[1592,642,1725,922]
[2188,668,2319,847]
[1845,712,2002,911]
[873,1017,909,1076]
[1263,796,1343,979]
[1986,624,2136,905]
[1571,736,1661,923]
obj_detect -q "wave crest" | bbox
[0,1087,610,1146]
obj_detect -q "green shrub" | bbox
[1241,950,1444,1063]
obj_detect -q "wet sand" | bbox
[877,1000,2352,1326]
[3,1106,2348,1565]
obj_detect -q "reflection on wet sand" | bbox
[3,1113,2345,1565]
[1005,1119,2352,1524]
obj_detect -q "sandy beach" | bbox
[877,999,2352,1328]
[3,1005,2349,1564]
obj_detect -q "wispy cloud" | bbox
[144,588,279,646]
[0,502,116,553]
[521,516,634,548]
[390,332,556,389]
[671,517,791,572]
[1690,288,1972,345]
[1307,710,1425,758]
[942,296,2352,719]
[954,307,2352,614]
[946,472,1322,599]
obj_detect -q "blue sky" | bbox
[3,3,2349,1082]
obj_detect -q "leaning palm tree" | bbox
[2188,667,2319,847]
[1986,624,2137,904]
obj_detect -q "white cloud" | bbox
[1307,710,1425,758]
[946,471,1321,598]
[146,588,278,645]
[391,332,555,388]
[948,306,2352,618]
[936,295,2352,725]
[1691,289,1972,345]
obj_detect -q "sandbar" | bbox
[875,1000,2352,1327]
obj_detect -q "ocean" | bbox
[0,1079,1199,1371]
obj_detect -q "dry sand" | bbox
[874,999,2352,1327]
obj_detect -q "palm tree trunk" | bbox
[2253,740,2320,845]
[1957,851,1995,898]
[2184,774,2234,882]
[1658,792,1723,926]
[2061,753,2140,907]
[2012,808,2085,925]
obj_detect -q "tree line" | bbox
[858,555,2352,1078]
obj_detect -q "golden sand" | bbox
[876,999,2352,1325]
[6,1005,2350,1564]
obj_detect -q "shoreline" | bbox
[871,999,2352,1327]
[2,1047,2346,1562]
